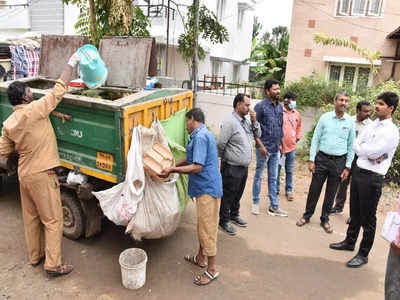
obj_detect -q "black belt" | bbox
[221,161,246,169]
[358,167,384,179]
[319,151,346,160]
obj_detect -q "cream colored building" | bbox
[285,0,400,90]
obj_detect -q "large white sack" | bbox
[92,127,145,226]
[125,121,181,240]
[126,173,181,240]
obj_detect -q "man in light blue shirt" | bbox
[296,92,355,234]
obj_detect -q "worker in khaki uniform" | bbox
[0,52,80,277]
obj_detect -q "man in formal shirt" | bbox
[217,93,261,235]
[296,92,355,234]
[385,192,400,299]
[0,52,80,277]
[277,91,302,201]
[330,92,399,268]
[252,79,287,217]
[163,108,223,285]
[330,100,372,216]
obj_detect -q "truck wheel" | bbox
[0,174,7,194]
[61,192,85,240]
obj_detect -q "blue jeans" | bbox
[277,149,296,194]
[252,148,280,209]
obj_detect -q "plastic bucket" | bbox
[119,248,148,290]
[77,44,108,89]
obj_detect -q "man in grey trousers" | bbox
[217,93,261,235]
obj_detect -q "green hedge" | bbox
[283,74,360,107]
[292,76,400,184]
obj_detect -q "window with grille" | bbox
[336,0,383,16]
[329,65,341,81]
[368,0,382,15]
[328,64,371,91]
[339,0,350,14]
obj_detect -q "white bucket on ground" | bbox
[119,248,148,290]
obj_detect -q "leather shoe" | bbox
[219,222,236,236]
[329,240,355,251]
[231,216,248,227]
[346,255,368,268]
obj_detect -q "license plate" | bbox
[96,152,114,172]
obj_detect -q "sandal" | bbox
[296,218,309,227]
[184,254,207,268]
[321,222,333,234]
[30,256,45,267]
[46,264,73,277]
[194,270,220,286]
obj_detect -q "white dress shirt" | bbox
[354,118,399,175]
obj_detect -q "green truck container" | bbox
[0,36,193,239]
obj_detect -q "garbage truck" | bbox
[0,35,193,239]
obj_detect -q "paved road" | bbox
[0,161,395,300]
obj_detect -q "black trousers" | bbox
[303,152,346,224]
[219,162,248,224]
[333,155,358,210]
[345,166,383,257]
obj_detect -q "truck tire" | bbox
[0,174,5,193]
[61,191,85,240]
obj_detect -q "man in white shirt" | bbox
[330,100,372,216]
[330,92,400,268]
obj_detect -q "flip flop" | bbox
[321,222,333,234]
[30,256,45,267]
[296,218,309,227]
[46,264,73,278]
[184,254,207,268]
[194,270,220,286]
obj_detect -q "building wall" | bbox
[137,0,254,82]
[0,0,79,38]
[285,0,400,85]
[198,92,319,144]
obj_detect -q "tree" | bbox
[249,26,289,82]
[62,0,150,46]
[252,16,262,40]
[177,4,229,79]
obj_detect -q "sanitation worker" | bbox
[0,51,80,277]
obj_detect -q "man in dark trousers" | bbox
[330,92,399,268]
[217,93,261,235]
[296,92,355,233]
[330,100,372,217]
[0,52,80,277]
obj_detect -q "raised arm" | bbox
[30,52,80,119]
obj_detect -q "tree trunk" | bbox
[89,0,97,44]
[192,0,199,106]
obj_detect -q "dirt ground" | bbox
[0,159,398,300]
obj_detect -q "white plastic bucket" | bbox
[119,248,148,290]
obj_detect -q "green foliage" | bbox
[177,4,229,65]
[252,16,262,40]
[284,73,356,107]
[63,0,150,46]
[314,32,382,75]
[297,78,400,184]
[249,26,289,83]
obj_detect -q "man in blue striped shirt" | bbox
[296,92,356,233]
